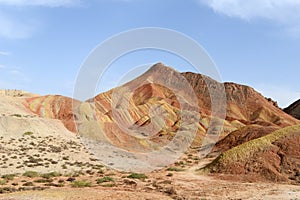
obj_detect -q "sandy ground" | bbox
[0,188,172,200]
[0,174,300,200]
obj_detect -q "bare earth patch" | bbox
[0,174,300,200]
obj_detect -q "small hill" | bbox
[0,89,38,98]
[212,124,279,153]
[25,95,80,132]
[203,124,300,184]
[0,92,101,175]
[284,99,300,120]
[182,71,297,127]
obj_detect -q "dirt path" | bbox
[0,187,172,200]
[1,178,300,200]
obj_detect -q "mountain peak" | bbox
[147,62,179,73]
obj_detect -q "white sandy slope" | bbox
[0,91,73,138]
[0,92,101,175]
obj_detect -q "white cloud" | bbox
[200,0,300,35]
[0,12,36,39]
[9,69,31,82]
[0,1,82,39]
[0,51,11,56]
[9,69,21,74]
[0,0,81,7]
[0,66,30,90]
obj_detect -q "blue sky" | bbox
[0,0,300,107]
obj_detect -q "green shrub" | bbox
[0,179,7,185]
[127,173,148,180]
[96,176,114,184]
[44,183,64,187]
[34,179,53,183]
[166,173,173,177]
[23,131,34,136]
[167,167,185,172]
[0,187,16,193]
[41,172,61,179]
[71,180,92,188]
[1,174,16,180]
[23,182,34,186]
[23,171,39,178]
[102,183,115,187]
[56,183,64,187]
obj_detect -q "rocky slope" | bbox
[25,95,79,132]
[182,71,297,127]
[19,63,298,144]
[82,63,299,153]
[284,99,300,120]
[203,124,300,184]
[212,124,279,153]
[21,63,298,156]
[0,91,102,175]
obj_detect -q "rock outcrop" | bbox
[25,95,80,132]
[284,99,300,120]
[204,124,300,184]
[85,63,298,151]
